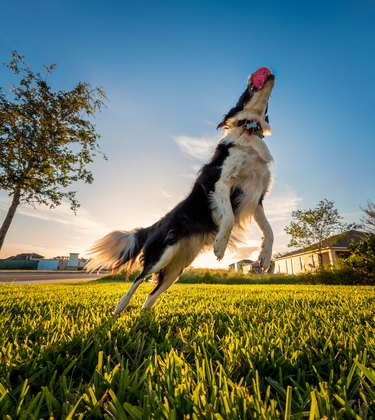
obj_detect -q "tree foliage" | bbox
[337,234,375,284]
[361,200,375,235]
[284,199,355,267]
[0,51,107,251]
[337,201,375,283]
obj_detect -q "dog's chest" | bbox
[220,136,272,185]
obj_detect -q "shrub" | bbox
[336,234,375,284]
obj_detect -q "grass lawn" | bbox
[0,280,374,418]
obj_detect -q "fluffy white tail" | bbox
[85,230,141,273]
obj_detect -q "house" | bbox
[55,253,88,270]
[229,259,262,273]
[274,230,366,274]
[0,252,87,270]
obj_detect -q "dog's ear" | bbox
[217,105,242,129]
[217,88,251,130]
[217,118,227,129]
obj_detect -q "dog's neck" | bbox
[235,119,264,138]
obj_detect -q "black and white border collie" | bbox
[87,67,275,314]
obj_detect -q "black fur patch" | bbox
[217,87,254,128]
[139,141,234,275]
[197,142,233,192]
[230,187,244,210]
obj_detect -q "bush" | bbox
[337,234,375,284]
[94,265,373,286]
[179,268,300,284]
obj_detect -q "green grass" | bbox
[100,267,375,286]
[0,280,374,418]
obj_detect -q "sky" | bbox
[1,0,375,268]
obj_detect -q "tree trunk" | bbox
[317,241,324,269]
[0,187,21,252]
[318,252,323,269]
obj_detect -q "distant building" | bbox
[53,254,87,270]
[1,252,87,270]
[229,259,262,274]
[37,259,60,270]
[274,230,366,275]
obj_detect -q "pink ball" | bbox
[252,67,272,90]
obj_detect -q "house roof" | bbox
[276,230,367,260]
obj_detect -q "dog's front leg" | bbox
[254,202,273,272]
[212,181,234,260]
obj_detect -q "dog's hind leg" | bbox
[113,272,146,315]
[141,265,182,310]
[113,242,182,314]
[254,201,273,272]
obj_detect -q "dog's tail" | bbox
[85,227,151,274]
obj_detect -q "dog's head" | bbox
[217,67,275,135]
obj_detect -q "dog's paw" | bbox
[112,307,122,316]
[213,237,227,260]
[113,299,130,315]
[258,247,272,272]
[257,258,267,273]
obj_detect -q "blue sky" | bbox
[1,0,374,267]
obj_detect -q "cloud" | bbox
[0,195,108,236]
[261,184,302,253]
[235,246,259,259]
[342,210,362,225]
[174,134,220,160]
[159,189,173,199]
[0,195,112,258]
[265,184,303,223]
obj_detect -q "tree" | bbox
[284,199,355,268]
[361,200,375,235]
[0,51,107,252]
[338,235,375,284]
[333,202,375,284]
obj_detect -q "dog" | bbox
[86,67,275,314]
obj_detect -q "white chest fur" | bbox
[219,131,273,187]
[210,130,273,261]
